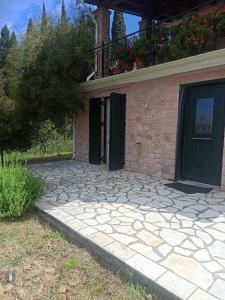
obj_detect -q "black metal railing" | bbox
[92,0,225,79]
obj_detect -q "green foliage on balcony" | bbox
[112,5,225,73]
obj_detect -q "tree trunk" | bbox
[0,148,4,166]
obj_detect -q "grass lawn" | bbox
[0,210,154,300]
[5,138,73,163]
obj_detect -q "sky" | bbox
[0,0,140,36]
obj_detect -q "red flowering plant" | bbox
[150,10,217,63]
[112,5,225,71]
[149,5,225,63]
[179,13,215,53]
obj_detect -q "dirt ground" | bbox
[0,210,155,300]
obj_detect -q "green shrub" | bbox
[32,120,57,155]
[0,160,43,219]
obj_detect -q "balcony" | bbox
[92,2,225,80]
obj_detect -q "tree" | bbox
[0,25,10,68]
[10,32,17,48]
[73,9,95,81]
[6,5,95,157]
[112,11,126,42]
[111,11,126,60]
[0,82,32,163]
[23,20,41,68]
[18,25,85,129]
[33,120,57,154]
[0,97,16,163]
[0,25,34,162]
[61,0,68,30]
[7,39,23,101]
[0,25,11,106]
[27,18,34,36]
[41,2,48,33]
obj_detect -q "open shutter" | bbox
[89,98,102,164]
[109,93,126,170]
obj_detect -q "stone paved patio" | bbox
[32,160,225,300]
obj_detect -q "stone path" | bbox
[32,160,225,300]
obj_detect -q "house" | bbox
[76,0,225,191]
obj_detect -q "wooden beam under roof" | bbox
[112,0,154,16]
[84,0,217,18]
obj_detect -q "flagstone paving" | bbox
[32,160,225,300]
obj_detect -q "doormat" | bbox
[165,182,212,194]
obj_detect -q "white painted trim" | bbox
[81,49,225,92]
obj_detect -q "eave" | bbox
[84,0,216,18]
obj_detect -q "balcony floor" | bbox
[32,160,225,300]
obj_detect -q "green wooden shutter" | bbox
[109,93,126,170]
[89,98,102,165]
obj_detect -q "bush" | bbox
[33,120,57,155]
[0,160,43,219]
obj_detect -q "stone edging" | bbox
[37,208,181,300]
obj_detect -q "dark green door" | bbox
[181,84,225,186]
[89,98,101,164]
[109,93,126,171]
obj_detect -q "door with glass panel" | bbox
[181,84,225,186]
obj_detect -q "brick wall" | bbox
[76,65,225,189]
[95,7,111,78]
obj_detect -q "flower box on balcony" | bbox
[111,61,123,75]
[113,46,133,73]
[107,4,225,77]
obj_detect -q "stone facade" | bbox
[76,64,225,190]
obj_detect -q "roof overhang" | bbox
[84,0,215,18]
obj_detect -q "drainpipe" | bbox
[76,0,98,81]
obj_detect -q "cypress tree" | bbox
[61,0,68,30]
[0,25,10,68]
[10,32,17,48]
[41,2,48,33]
[27,18,34,36]
[112,11,126,42]
[111,11,126,61]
